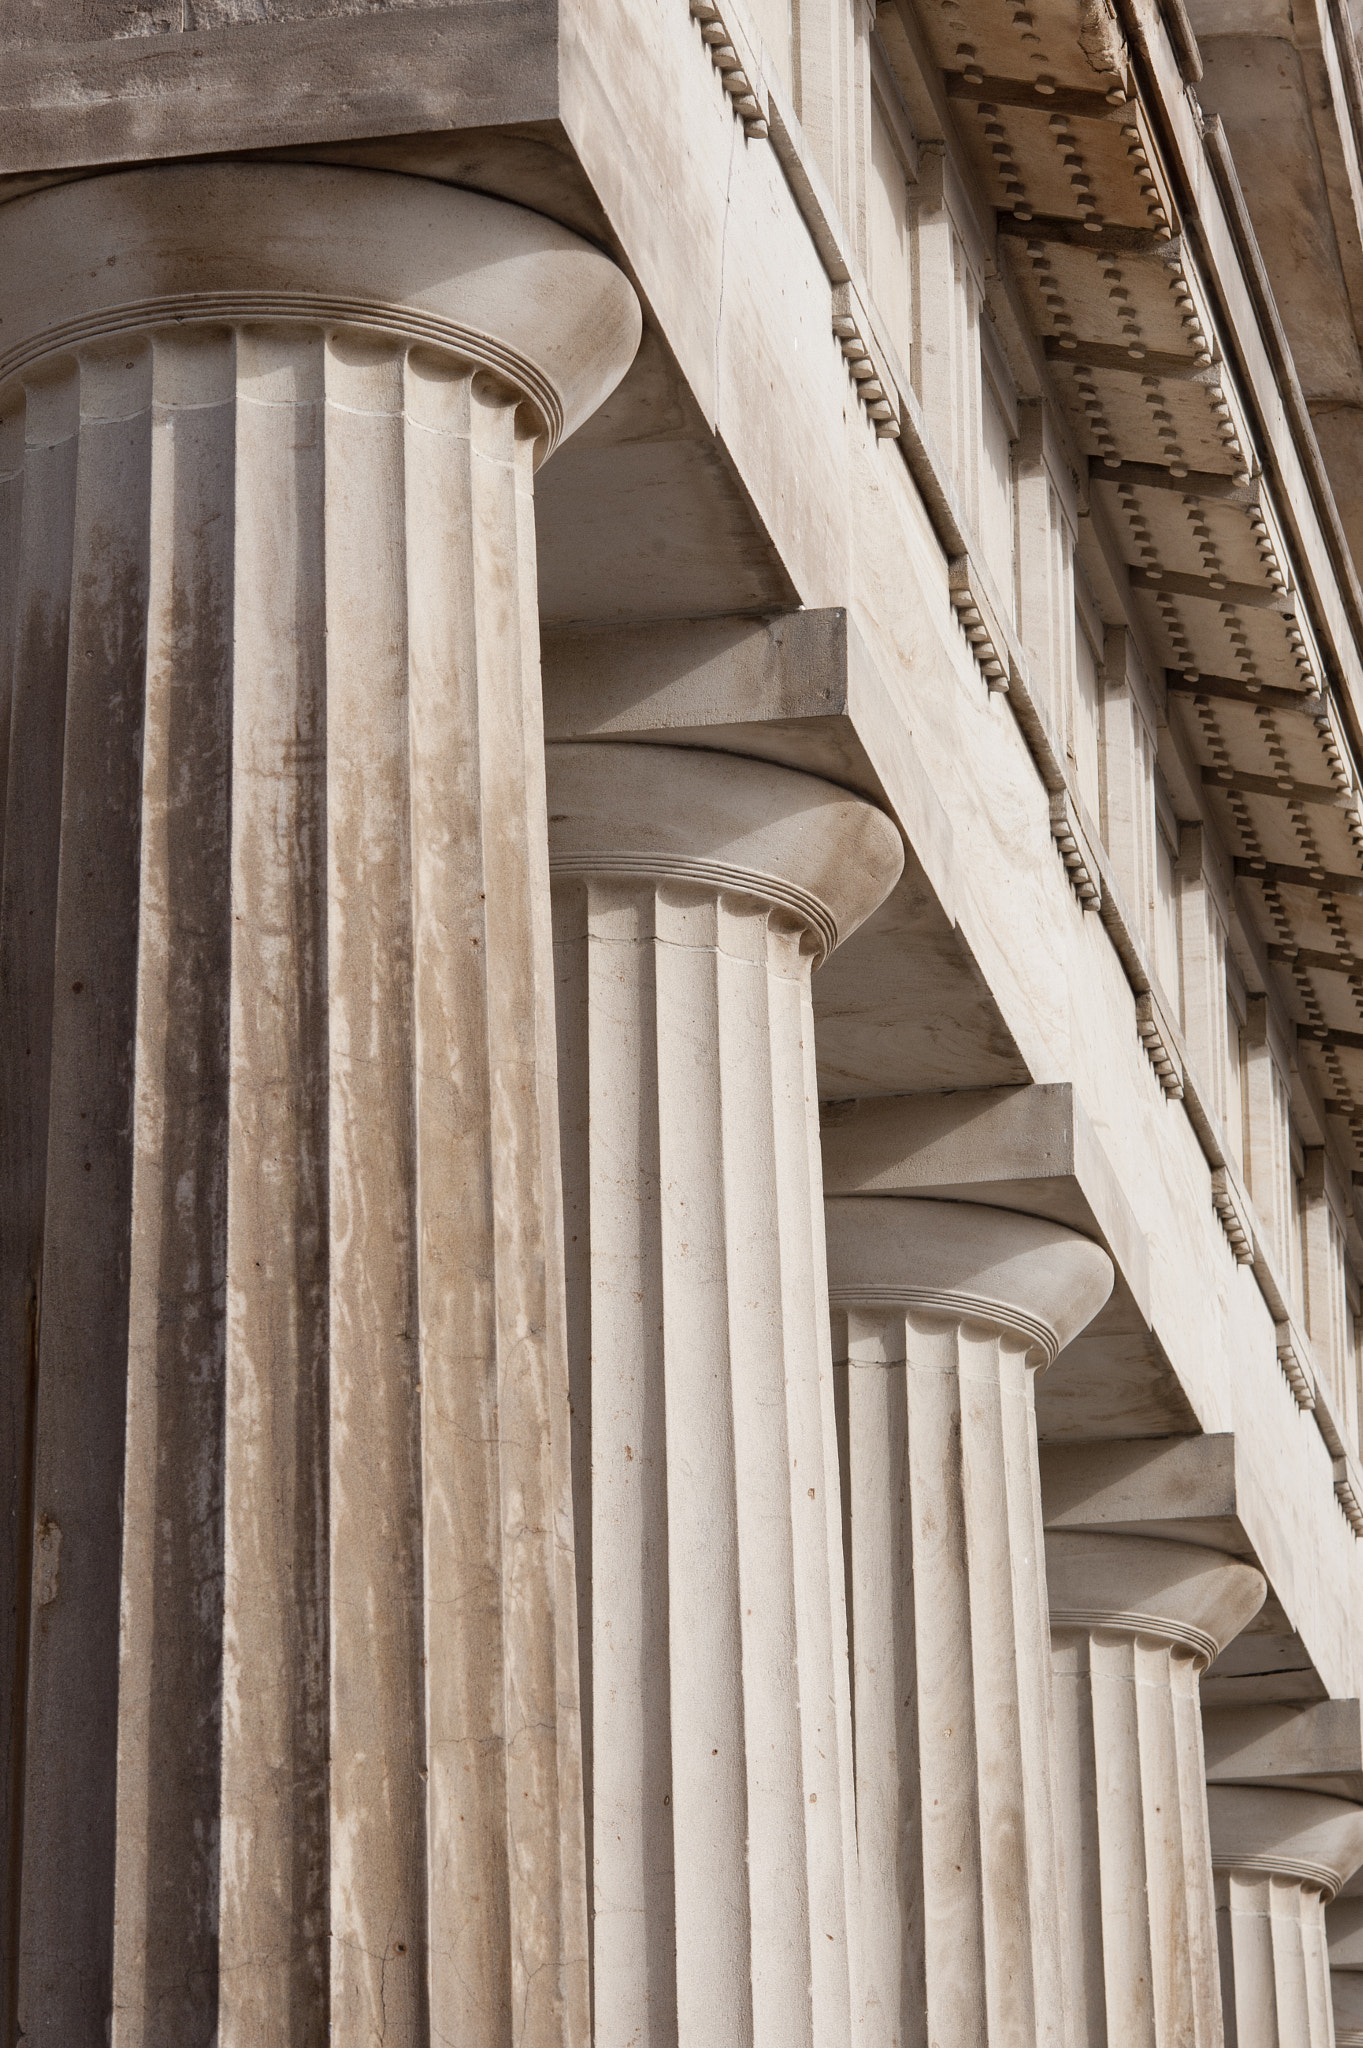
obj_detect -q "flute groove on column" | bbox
[0,161,641,2048]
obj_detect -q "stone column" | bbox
[824,1196,1115,2048]
[1046,1532,1266,2047]
[547,741,904,2048]
[1209,1786,1363,2047]
[1328,1889,1363,2046]
[0,163,640,2048]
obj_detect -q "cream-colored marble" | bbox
[1047,1533,1265,2048]
[825,1196,1113,2048]
[1210,1787,1363,2048]
[547,740,902,2048]
[0,162,638,2047]
[1329,1893,1363,2047]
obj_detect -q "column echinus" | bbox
[1047,1533,1266,2048]
[0,163,641,2046]
[547,742,904,2048]
[824,1196,1115,2048]
[1209,1786,1363,2047]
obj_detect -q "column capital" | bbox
[825,1195,1114,1368]
[546,740,904,962]
[0,161,641,456]
[1047,1531,1265,1669]
[1209,1786,1363,1898]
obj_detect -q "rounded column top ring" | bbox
[546,741,905,966]
[1209,1786,1363,1900]
[825,1195,1114,1367]
[0,162,642,457]
[1046,1531,1266,1665]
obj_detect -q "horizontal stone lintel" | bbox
[819,1081,1150,1321]
[1236,857,1363,899]
[1041,1433,1241,1535]
[0,6,561,175]
[1202,765,1347,806]
[1269,943,1363,978]
[1203,1699,1363,1799]
[1130,566,1294,611]
[1045,336,1215,378]
[1094,460,1260,501]
[1166,670,1322,713]
[943,71,1129,119]
[998,213,1181,258]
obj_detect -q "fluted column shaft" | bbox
[1328,1893,1363,2046]
[548,741,903,2048]
[825,1197,1114,2048]
[0,163,640,2048]
[1209,1786,1363,2048]
[1047,1533,1265,2048]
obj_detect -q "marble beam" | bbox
[1047,1532,1265,2047]
[547,741,903,2048]
[1209,1786,1363,2046]
[824,1195,1113,2048]
[0,160,640,2047]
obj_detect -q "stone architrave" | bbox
[1047,1531,1266,2047]
[0,162,640,2047]
[1209,1785,1363,2047]
[547,741,904,2048]
[824,1196,1115,2048]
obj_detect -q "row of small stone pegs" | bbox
[831,308,902,438]
[688,0,769,137]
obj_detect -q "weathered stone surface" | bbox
[826,1196,1112,2048]
[0,161,639,2047]
[549,741,900,2048]
[1048,1533,1265,2047]
[1211,1787,1363,2048]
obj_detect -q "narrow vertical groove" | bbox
[765,923,856,2047]
[1171,1659,1222,2048]
[0,363,78,2041]
[0,386,23,2035]
[1135,1641,1194,2037]
[717,903,810,2048]
[553,875,597,2032]
[19,344,153,2044]
[906,1314,988,2044]
[218,322,329,2047]
[655,889,753,2046]
[323,328,426,2046]
[837,1315,918,2048]
[563,877,674,2048]
[1051,1631,1105,2048]
[115,325,236,2047]
[471,381,571,2048]
[407,358,508,2046]
[517,411,592,2048]
[964,1329,1042,2048]
[0,392,23,896]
